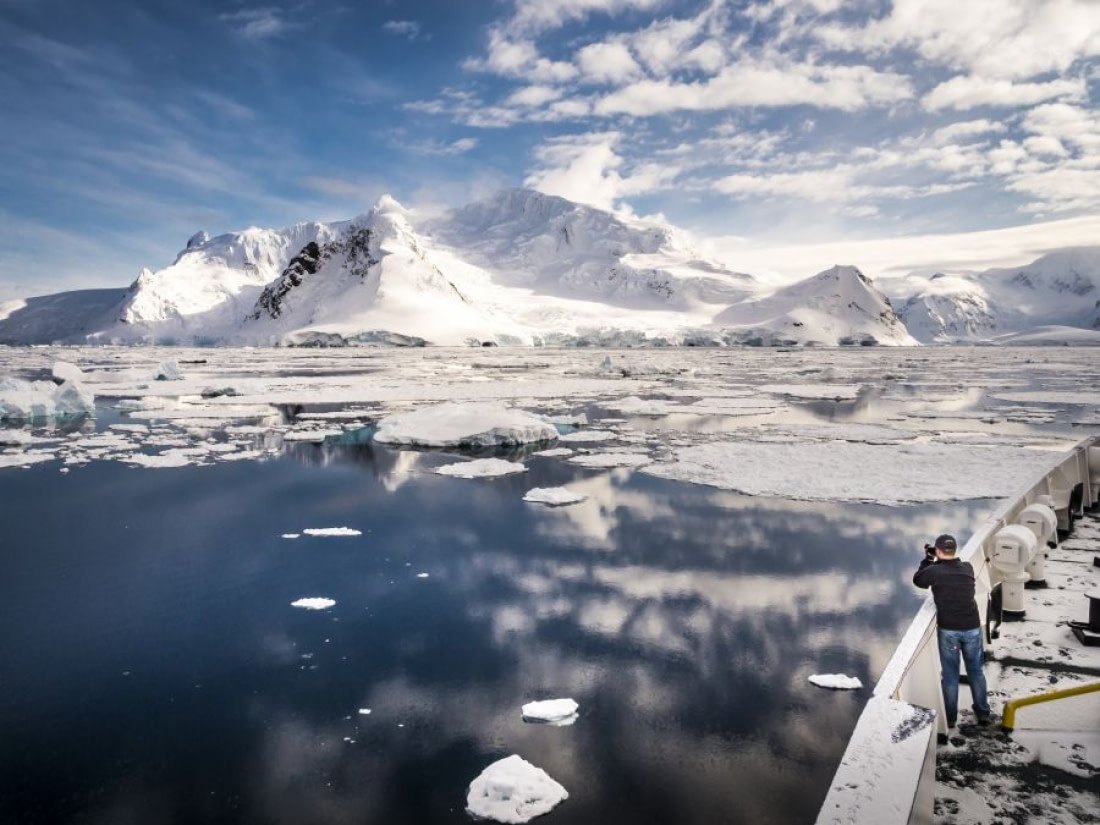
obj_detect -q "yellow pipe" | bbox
[1002,681,1100,732]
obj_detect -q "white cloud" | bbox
[596,60,912,115]
[701,213,1100,287]
[818,0,1100,80]
[930,119,1006,144]
[576,41,643,84]
[524,132,626,210]
[523,131,680,210]
[381,20,424,41]
[219,8,288,40]
[923,76,1086,111]
[506,84,565,107]
[509,0,663,34]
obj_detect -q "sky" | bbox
[1,0,1099,301]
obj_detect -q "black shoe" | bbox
[947,718,956,729]
[937,733,949,745]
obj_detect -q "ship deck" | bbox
[933,511,1100,823]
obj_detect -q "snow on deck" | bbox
[933,511,1100,824]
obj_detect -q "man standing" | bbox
[913,534,993,731]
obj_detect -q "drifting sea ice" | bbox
[302,527,362,537]
[521,698,579,724]
[466,755,568,824]
[523,487,587,506]
[291,598,336,610]
[0,377,95,421]
[373,401,558,448]
[435,458,527,479]
[809,674,863,690]
[642,441,1069,504]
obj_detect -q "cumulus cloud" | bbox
[576,41,643,84]
[817,0,1100,80]
[596,60,912,115]
[923,76,1086,111]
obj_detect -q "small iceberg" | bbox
[809,674,863,690]
[435,458,527,479]
[0,377,95,421]
[291,597,336,610]
[522,698,579,725]
[466,754,568,824]
[374,402,558,448]
[523,487,587,506]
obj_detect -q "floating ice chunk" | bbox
[435,458,527,478]
[358,708,372,715]
[283,429,343,442]
[558,430,616,443]
[810,674,863,690]
[568,452,651,469]
[466,754,568,824]
[282,533,301,539]
[604,396,672,415]
[533,447,573,458]
[0,451,55,469]
[374,402,558,448]
[302,527,362,536]
[0,377,95,421]
[523,487,587,506]
[759,383,862,400]
[416,572,430,578]
[292,598,336,610]
[154,361,182,381]
[522,698,579,724]
[642,441,1063,504]
[52,361,83,383]
[120,450,204,468]
[0,429,34,446]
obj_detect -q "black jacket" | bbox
[913,557,980,630]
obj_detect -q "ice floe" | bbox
[557,429,617,443]
[291,598,336,610]
[521,698,579,725]
[435,458,527,478]
[466,754,568,824]
[302,527,362,536]
[809,674,863,690]
[374,401,558,448]
[642,442,1066,504]
[523,487,587,506]
[0,377,95,421]
[568,452,651,469]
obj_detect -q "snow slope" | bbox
[712,265,918,346]
[893,248,1100,343]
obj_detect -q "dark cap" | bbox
[934,534,957,552]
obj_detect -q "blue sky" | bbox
[1,0,1098,299]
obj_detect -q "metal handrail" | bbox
[1001,681,1100,732]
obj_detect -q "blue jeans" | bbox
[937,627,991,726]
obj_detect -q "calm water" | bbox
[0,433,994,825]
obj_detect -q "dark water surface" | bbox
[0,443,992,825]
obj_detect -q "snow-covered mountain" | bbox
[1,190,1096,347]
[891,248,1100,343]
[713,265,918,346]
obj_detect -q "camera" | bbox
[923,543,936,557]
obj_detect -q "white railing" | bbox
[816,435,1098,825]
